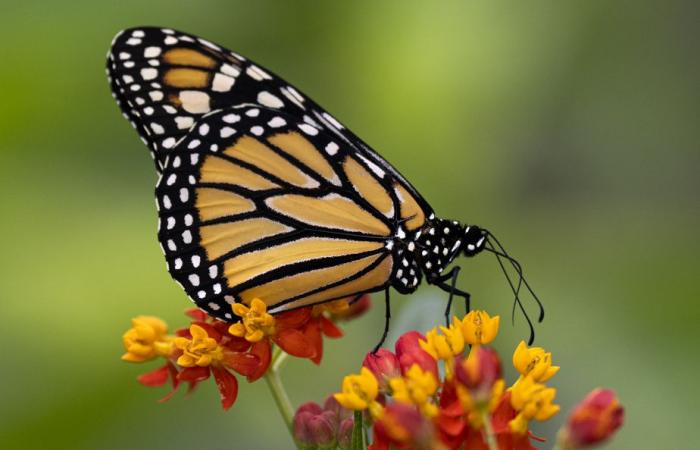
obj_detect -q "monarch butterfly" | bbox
[107,27,542,348]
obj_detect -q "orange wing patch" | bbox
[222,238,384,289]
[195,187,255,221]
[239,253,382,305]
[265,193,391,236]
[224,136,319,189]
[267,132,340,186]
[162,48,218,68]
[163,68,210,88]
[268,255,393,312]
[343,156,394,218]
[199,154,279,190]
[200,218,291,260]
[394,183,425,231]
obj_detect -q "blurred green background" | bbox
[1,1,698,449]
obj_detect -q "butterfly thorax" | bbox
[391,218,486,294]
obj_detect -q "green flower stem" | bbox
[264,348,297,446]
[351,410,365,450]
[481,410,499,450]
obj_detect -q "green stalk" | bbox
[481,410,499,450]
[351,410,365,450]
[263,349,298,447]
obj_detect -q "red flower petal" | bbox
[274,329,316,359]
[320,316,343,338]
[177,366,211,383]
[276,307,312,329]
[302,321,324,364]
[247,339,272,382]
[212,366,239,410]
[191,321,223,342]
[185,308,208,321]
[137,363,171,387]
[223,350,260,377]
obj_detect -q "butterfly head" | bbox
[461,225,487,257]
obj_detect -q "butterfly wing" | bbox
[108,27,433,318]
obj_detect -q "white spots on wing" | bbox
[220,127,236,138]
[357,153,385,178]
[164,36,178,45]
[143,106,154,115]
[162,28,175,35]
[246,64,272,81]
[224,295,236,305]
[150,123,165,134]
[166,216,175,229]
[245,108,260,117]
[190,153,199,165]
[221,63,240,77]
[122,75,134,84]
[250,125,264,136]
[268,116,286,128]
[182,229,193,244]
[129,84,141,91]
[175,116,194,129]
[126,37,142,46]
[197,290,206,299]
[198,38,220,50]
[191,255,201,267]
[209,265,218,278]
[162,104,177,114]
[325,142,339,155]
[257,91,284,109]
[223,113,240,124]
[123,61,135,68]
[179,188,189,203]
[323,112,343,129]
[147,59,160,67]
[162,195,172,209]
[166,174,177,185]
[188,274,200,286]
[131,30,145,38]
[144,46,161,58]
[212,73,235,92]
[298,123,318,136]
[149,90,163,101]
[210,144,218,152]
[280,85,305,110]
[184,214,193,226]
[167,239,176,251]
[199,123,210,136]
[208,301,220,310]
[118,52,130,60]
[213,284,222,294]
[162,137,176,149]
[178,90,211,114]
[188,139,200,149]
[174,258,183,269]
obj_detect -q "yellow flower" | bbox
[419,317,465,361]
[461,310,500,345]
[173,324,223,367]
[334,367,381,415]
[228,298,276,342]
[389,364,439,418]
[121,316,172,362]
[512,341,560,382]
[509,376,560,434]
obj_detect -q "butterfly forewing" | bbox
[109,27,434,318]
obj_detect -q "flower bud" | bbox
[337,417,354,450]
[293,402,324,448]
[363,349,400,390]
[395,331,438,380]
[308,411,338,449]
[455,346,502,405]
[323,394,352,423]
[558,388,624,448]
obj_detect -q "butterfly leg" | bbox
[433,266,471,325]
[371,288,391,354]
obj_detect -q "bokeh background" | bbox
[1,1,698,449]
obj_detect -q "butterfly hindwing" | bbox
[156,105,420,318]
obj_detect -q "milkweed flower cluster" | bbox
[325,310,624,450]
[120,295,370,410]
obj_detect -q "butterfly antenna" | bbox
[485,230,545,322]
[485,241,535,345]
